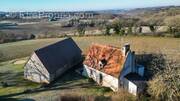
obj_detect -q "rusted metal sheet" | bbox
[84,44,125,77]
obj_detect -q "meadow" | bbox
[0,36,179,101]
[0,36,180,62]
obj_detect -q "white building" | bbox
[77,44,146,96]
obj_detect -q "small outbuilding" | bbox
[124,73,146,96]
[24,38,82,84]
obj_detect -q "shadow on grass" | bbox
[0,71,39,87]
[0,63,100,98]
[136,53,166,79]
[0,97,35,101]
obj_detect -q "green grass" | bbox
[0,58,117,101]
[0,36,179,100]
[0,59,40,96]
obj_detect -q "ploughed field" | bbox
[0,36,179,101]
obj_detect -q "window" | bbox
[90,69,93,75]
[99,73,103,84]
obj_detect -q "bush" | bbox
[174,32,180,38]
[119,28,125,36]
[77,24,86,36]
[165,15,180,37]
[105,25,111,35]
[29,34,36,39]
[97,87,112,94]
[111,89,136,101]
[87,78,94,83]
[148,60,180,101]
[144,17,162,34]
[127,27,133,34]
[112,23,121,34]
[1,81,9,87]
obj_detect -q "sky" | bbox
[0,0,180,11]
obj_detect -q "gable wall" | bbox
[119,52,135,85]
[24,52,50,83]
[123,78,137,96]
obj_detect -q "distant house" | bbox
[77,44,145,96]
[24,38,82,84]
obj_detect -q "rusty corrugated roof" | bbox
[84,44,125,78]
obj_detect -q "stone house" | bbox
[77,43,145,96]
[24,38,82,84]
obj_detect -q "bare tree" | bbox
[147,18,162,34]
[165,15,180,37]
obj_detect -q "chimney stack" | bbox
[122,43,130,56]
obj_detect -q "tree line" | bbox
[76,15,180,37]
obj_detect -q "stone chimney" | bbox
[122,43,130,56]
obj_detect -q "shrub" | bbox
[105,25,111,35]
[148,60,180,101]
[119,28,125,36]
[97,87,112,94]
[144,17,162,34]
[1,81,9,87]
[111,89,136,101]
[87,78,94,83]
[127,27,133,34]
[29,34,36,39]
[112,22,121,34]
[165,15,180,37]
[77,24,86,36]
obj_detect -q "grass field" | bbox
[0,59,134,101]
[0,36,180,62]
[0,36,179,101]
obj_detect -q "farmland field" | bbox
[0,36,180,62]
[0,36,179,101]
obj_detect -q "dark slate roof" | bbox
[124,73,146,86]
[34,38,82,74]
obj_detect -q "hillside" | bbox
[0,36,179,101]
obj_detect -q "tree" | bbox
[111,19,124,35]
[112,22,121,34]
[77,24,85,36]
[134,20,143,34]
[127,27,133,35]
[148,18,162,34]
[29,34,36,39]
[89,20,95,27]
[126,19,135,34]
[0,31,6,43]
[119,29,125,36]
[167,8,180,16]
[165,15,180,37]
[105,25,110,35]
